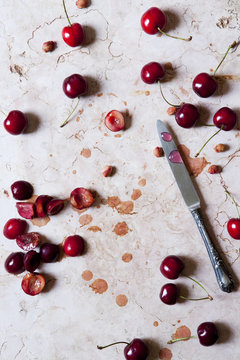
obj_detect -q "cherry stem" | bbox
[213,41,237,76]
[97,341,129,350]
[184,275,213,300]
[225,191,240,219]
[179,295,211,301]
[62,0,72,27]
[157,27,192,42]
[168,336,197,344]
[0,110,7,116]
[195,125,224,157]
[158,81,179,108]
[60,97,81,128]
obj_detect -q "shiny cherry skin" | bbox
[213,107,237,131]
[160,283,178,305]
[141,62,165,84]
[24,250,41,272]
[40,243,60,263]
[197,322,219,346]
[63,74,88,99]
[141,7,167,35]
[227,218,240,239]
[124,339,149,360]
[160,255,185,279]
[3,218,27,239]
[4,110,28,135]
[62,23,85,47]
[192,73,218,98]
[11,180,33,200]
[175,103,199,128]
[5,252,25,274]
[63,235,84,256]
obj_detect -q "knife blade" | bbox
[157,120,234,293]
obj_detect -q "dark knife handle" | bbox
[191,209,234,293]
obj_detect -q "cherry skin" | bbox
[175,103,199,128]
[213,107,237,131]
[62,23,85,47]
[22,273,45,296]
[5,252,25,274]
[141,62,165,84]
[3,218,27,239]
[141,7,166,35]
[197,322,219,346]
[105,110,125,132]
[24,250,41,272]
[160,255,185,279]
[124,339,149,360]
[192,73,217,98]
[227,218,240,240]
[63,235,84,256]
[40,243,60,263]
[63,74,88,99]
[11,180,33,200]
[160,283,178,305]
[4,110,28,135]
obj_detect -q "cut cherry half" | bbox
[16,202,35,219]
[24,250,41,272]
[22,273,45,296]
[11,180,33,200]
[70,187,95,210]
[35,195,53,218]
[105,110,125,132]
[16,232,41,251]
[46,199,64,215]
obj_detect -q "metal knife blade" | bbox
[156,120,234,293]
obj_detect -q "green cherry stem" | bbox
[60,97,81,128]
[213,41,237,76]
[63,0,72,27]
[97,341,129,350]
[157,27,192,42]
[168,336,197,344]
[195,125,224,157]
[184,275,213,300]
[158,81,180,108]
[0,110,7,116]
[225,191,240,219]
[179,295,211,301]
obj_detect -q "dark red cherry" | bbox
[141,7,166,35]
[175,103,199,128]
[124,339,150,360]
[227,218,240,240]
[192,73,217,98]
[160,255,185,279]
[141,62,165,84]
[5,252,25,274]
[197,322,219,346]
[160,283,178,305]
[11,180,33,200]
[40,243,60,263]
[22,273,45,296]
[213,107,237,131]
[35,195,53,218]
[63,74,88,99]
[46,199,64,215]
[62,23,85,47]
[63,235,84,256]
[4,110,28,135]
[3,218,27,239]
[24,250,41,272]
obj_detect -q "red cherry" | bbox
[11,180,33,200]
[46,199,64,215]
[16,232,41,251]
[160,283,178,305]
[141,7,166,35]
[3,218,27,239]
[141,62,165,84]
[21,273,45,296]
[124,339,150,360]
[213,107,237,131]
[62,23,85,47]
[35,195,53,218]
[160,255,185,279]
[63,74,88,99]
[63,235,84,256]
[192,73,218,98]
[227,218,240,240]
[175,103,199,128]
[104,110,125,132]
[5,252,25,274]
[16,202,36,219]
[24,250,41,272]
[197,322,219,346]
[4,110,28,135]
[70,187,95,210]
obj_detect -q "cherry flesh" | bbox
[192,73,217,98]
[35,195,53,218]
[141,62,165,84]
[16,232,41,251]
[104,110,125,132]
[3,218,27,239]
[63,235,84,256]
[175,103,199,128]
[11,180,33,200]
[124,339,150,360]
[160,283,178,305]
[62,0,85,47]
[22,273,45,296]
[160,255,185,279]
[70,187,95,210]
[40,243,60,263]
[5,252,25,274]
[227,219,240,240]
[197,322,219,346]
[63,74,88,99]
[4,110,28,135]
[213,107,237,131]
[46,199,64,215]
[24,250,41,272]
[141,7,166,35]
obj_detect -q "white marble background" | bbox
[0,0,240,359]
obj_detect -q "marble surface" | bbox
[0,0,240,359]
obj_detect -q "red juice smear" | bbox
[161,132,172,142]
[169,150,183,164]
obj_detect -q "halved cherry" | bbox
[21,273,45,296]
[16,202,35,219]
[70,188,95,210]
[46,199,64,215]
[16,232,40,251]
[35,195,53,217]
[104,110,125,132]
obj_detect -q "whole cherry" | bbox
[62,0,85,47]
[63,235,84,256]
[160,255,185,279]
[141,7,192,41]
[141,62,165,84]
[160,283,178,305]
[11,180,33,200]
[5,252,25,274]
[4,110,28,135]
[226,191,240,240]
[98,338,149,360]
[3,218,27,239]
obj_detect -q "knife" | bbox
[156,120,234,293]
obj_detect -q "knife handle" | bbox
[191,209,234,293]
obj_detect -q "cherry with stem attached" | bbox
[62,0,85,47]
[226,191,240,240]
[97,338,149,360]
[193,41,237,98]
